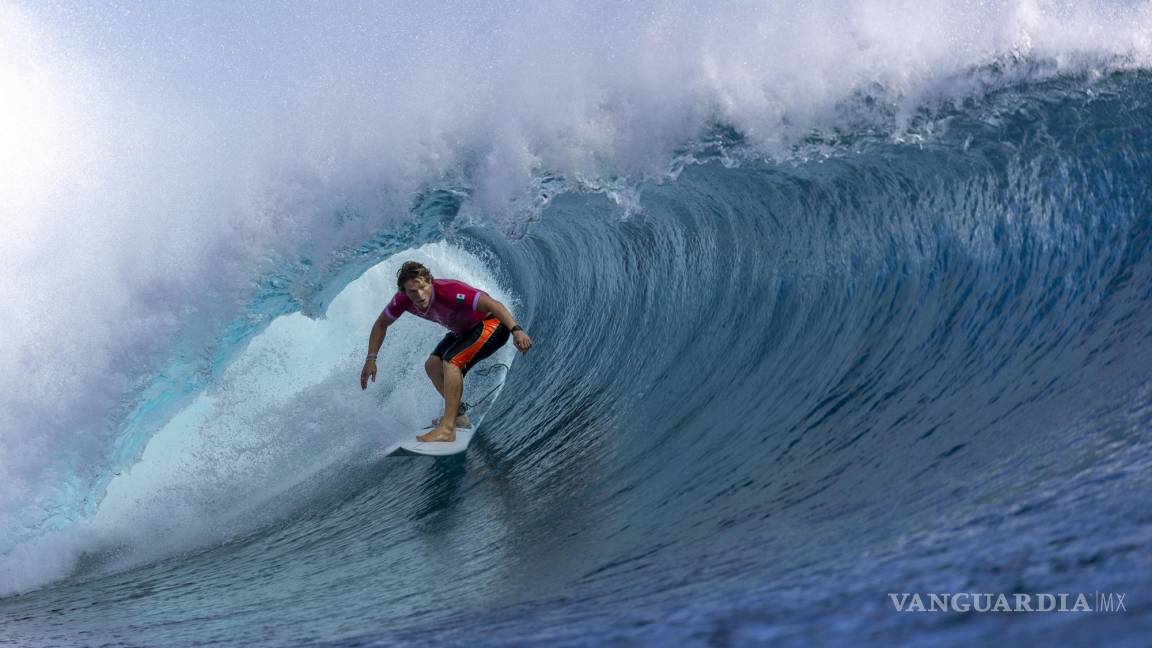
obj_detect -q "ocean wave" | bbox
[1,3,1151,643]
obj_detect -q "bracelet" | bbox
[366,354,377,360]
[510,325,523,333]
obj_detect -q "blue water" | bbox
[3,6,1152,646]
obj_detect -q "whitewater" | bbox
[2,1,1151,645]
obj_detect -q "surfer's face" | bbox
[403,277,433,310]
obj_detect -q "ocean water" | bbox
[2,1,1151,646]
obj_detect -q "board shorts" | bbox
[431,316,510,375]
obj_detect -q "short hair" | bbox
[396,261,433,290]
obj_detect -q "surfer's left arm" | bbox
[476,294,532,354]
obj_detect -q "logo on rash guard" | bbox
[456,293,466,302]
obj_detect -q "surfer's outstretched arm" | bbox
[475,294,533,353]
[360,311,392,389]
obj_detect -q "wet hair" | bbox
[396,261,433,290]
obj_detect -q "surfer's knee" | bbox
[441,358,463,375]
[424,356,441,377]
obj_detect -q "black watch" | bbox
[510,325,523,333]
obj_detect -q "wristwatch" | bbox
[510,325,523,333]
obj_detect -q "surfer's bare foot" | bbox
[430,414,471,429]
[417,425,456,443]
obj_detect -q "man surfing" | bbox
[360,261,532,442]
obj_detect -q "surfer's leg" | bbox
[426,333,466,426]
[417,359,463,442]
[425,355,471,427]
[426,332,460,398]
[424,355,445,397]
[424,317,509,439]
[439,360,464,429]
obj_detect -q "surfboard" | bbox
[384,426,476,457]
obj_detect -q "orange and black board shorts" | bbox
[431,317,510,375]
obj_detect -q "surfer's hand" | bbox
[360,360,377,389]
[512,330,532,354]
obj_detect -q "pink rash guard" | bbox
[384,278,488,334]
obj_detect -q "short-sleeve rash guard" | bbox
[384,278,488,334]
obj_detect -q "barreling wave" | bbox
[2,1,1151,644]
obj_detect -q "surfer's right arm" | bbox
[360,311,394,390]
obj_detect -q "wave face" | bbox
[3,2,1152,645]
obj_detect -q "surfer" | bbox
[360,261,532,442]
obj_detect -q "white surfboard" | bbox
[385,426,477,457]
